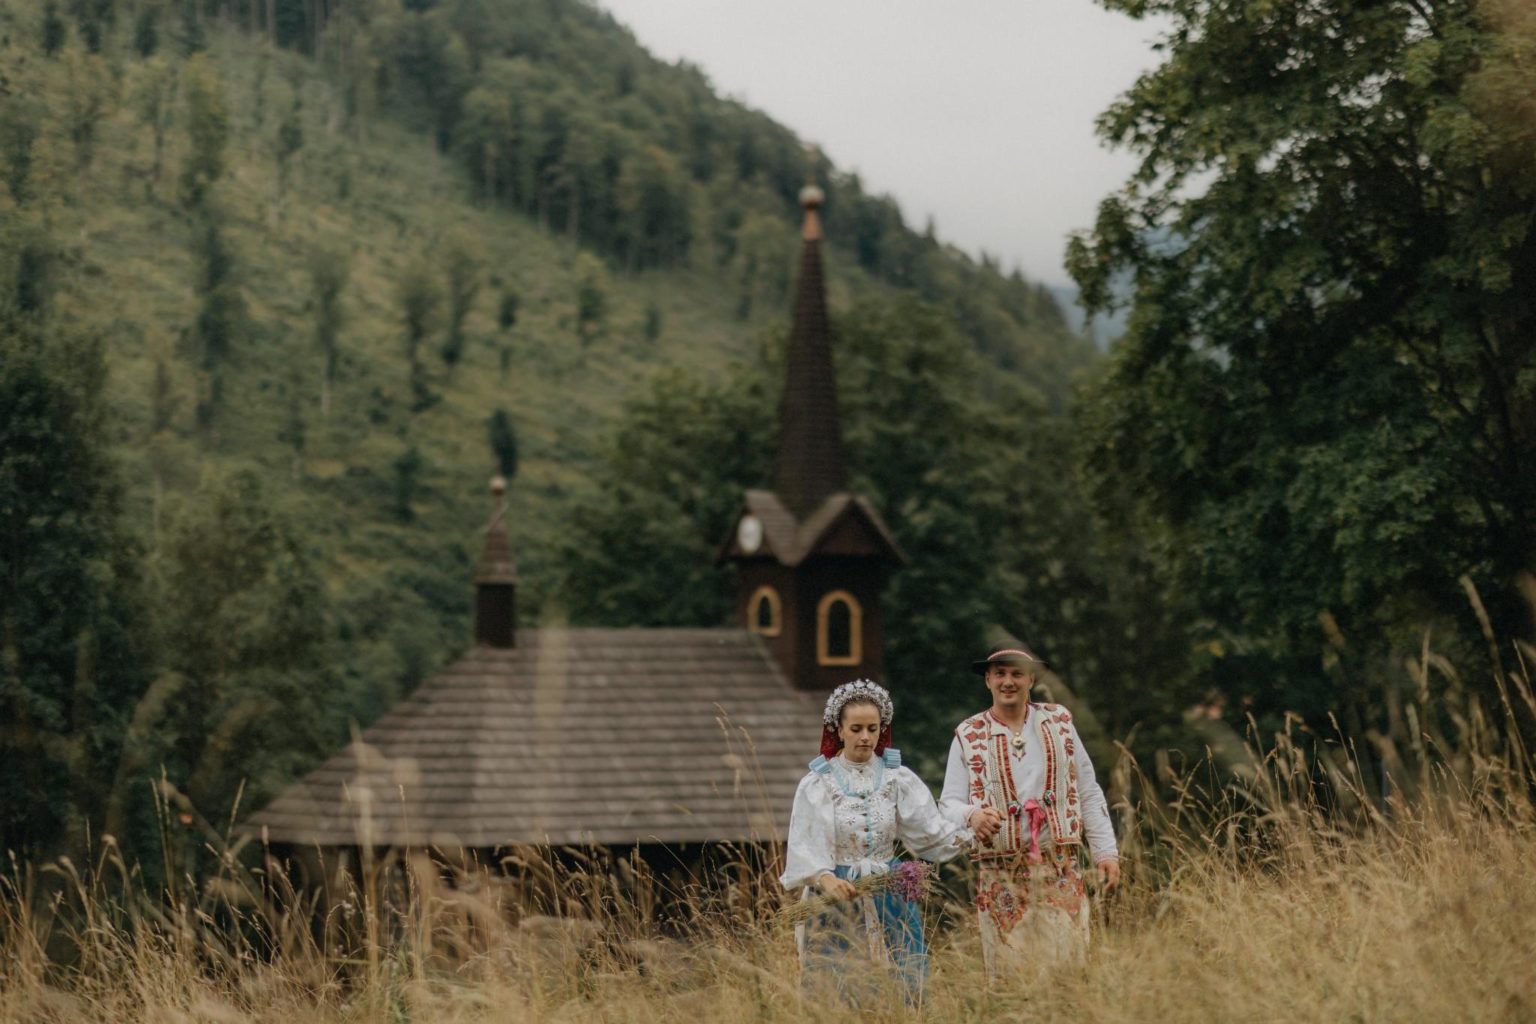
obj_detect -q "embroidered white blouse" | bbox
[938,708,1120,862]
[780,753,973,890]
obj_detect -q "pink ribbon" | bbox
[1022,799,1047,863]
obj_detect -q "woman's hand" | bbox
[816,873,857,901]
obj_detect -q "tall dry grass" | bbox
[4,634,1535,1023]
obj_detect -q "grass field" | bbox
[5,656,1533,1023]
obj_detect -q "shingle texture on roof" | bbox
[245,629,823,848]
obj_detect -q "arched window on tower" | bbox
[816,590,862,666]
[747,585,782,637]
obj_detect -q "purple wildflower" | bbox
[890,861,931,903]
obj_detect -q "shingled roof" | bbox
[246,629,823,848]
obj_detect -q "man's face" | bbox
[985,664,1035,709]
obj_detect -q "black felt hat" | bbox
[970,642,1050,676]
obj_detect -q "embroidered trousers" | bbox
[974,844,1089,977]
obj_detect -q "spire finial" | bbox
[799,144,824,241]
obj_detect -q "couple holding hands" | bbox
[780,643,1120,1002]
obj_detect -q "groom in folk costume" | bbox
[940,643,1120,972]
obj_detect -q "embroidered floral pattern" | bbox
[819,759,901,866]
[959,706,1084,858]
[975,878,1023,934]
[975,850,1087,938]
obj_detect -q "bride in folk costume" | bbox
[939,643,1121,975]
[780,680,973,1004]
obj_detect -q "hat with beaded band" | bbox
[970,642,1050,676]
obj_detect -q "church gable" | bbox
[717,490,799,563]
[796,495,905,564]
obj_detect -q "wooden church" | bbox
[246,184,905,856]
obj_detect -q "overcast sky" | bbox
[597,0,1166,287]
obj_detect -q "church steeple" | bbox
[772,180,848,521]
[473,475,518,648]
[718,154,905,692]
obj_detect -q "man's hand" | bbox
[968,806,1004,843]
[1097,858,1121,892]
[816,873,857,902]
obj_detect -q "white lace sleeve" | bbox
[893,767,973,862]
[779,773,836,890]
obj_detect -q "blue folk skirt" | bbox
[796,860,927,1006]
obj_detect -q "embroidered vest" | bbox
[957,705,1082,860]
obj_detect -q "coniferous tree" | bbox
[392,443,423,522]
[64,53,111,170]
[41,1,68,56]
[189,214,245,431]
[133,57,176,193]
[133,5,159,56]
[6,223,57,319]
[147,353,179,546]
[278,363,306,478]
[495,286,518,380]
[642,301,661,345]
[177,0,205,54]
[309,247,347,416]
[0,226,150,859]
[487,408,518,480]
[180,56,229,207]
[69,0,114,53]
[0,100,40,205]
[440,231,482,370]
[274,91,304,204]
[573,253,607,344]
[396,260,441,411]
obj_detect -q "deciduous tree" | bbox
[1067,0,1536,732]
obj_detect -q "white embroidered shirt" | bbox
[780,753,972,890]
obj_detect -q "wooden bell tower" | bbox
[719,178,905,691]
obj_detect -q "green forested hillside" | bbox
[0,0,1098,857]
